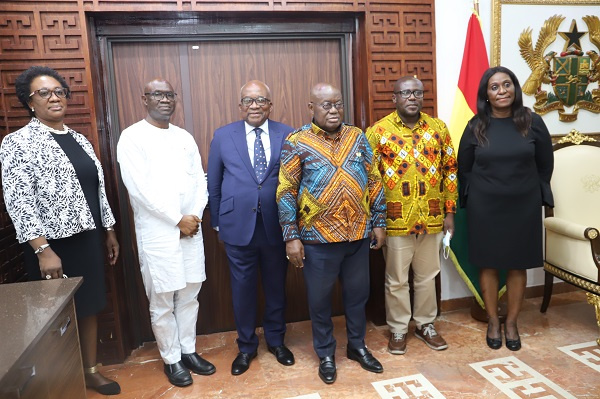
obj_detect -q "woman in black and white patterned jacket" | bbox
[0,66,121,395]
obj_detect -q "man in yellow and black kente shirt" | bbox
[366,76,458,356]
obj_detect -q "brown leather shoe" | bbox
[415,323,448,351]
[388,332,407,355]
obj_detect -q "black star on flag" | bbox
[559,19,587,52]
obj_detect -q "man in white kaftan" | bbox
[117,79,215,388]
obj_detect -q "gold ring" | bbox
[45,275,52,280]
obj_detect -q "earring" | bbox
[31,107,34,112]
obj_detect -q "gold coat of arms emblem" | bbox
[519,15,600,122]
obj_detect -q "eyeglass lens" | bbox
[146,92,177,101]
[32,88,69,99]
[396,90,424,99]
[319,102,344,110]
[241,97,269,107]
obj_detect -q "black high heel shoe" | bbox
[84,365,121,395]
[505,328,521,351]
[486,323,502,350]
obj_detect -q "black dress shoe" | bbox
[182,353,216,375]
[486,323,502,350]
[164,361,192,387]
[486,335,502,350]
[85,370,121,395]
[318,355,336,384]
[347,347,383,373]
[267,345,295,366]
[91,380,121,396]
[505,330,521,351]
[231,351,257,375]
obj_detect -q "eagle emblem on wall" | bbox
[519,15,600,122]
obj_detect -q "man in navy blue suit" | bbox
[208,80,295,375]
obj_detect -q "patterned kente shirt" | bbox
[277,122,386,244]
[365,111,458,236]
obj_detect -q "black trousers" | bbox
[302,238,370,358]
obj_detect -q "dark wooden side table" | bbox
[0,277,85,399]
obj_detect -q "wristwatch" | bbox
[34,244,51,254]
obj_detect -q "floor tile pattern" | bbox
[88,292,600,398]
[372,374,446,398]
[558,341,600,373]
[470,356,576,399]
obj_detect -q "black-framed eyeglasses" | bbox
[29,88,70,99]
[394,90,424,99]
[144,91,177,101]
[311,101,344,111]
[240,96,271,107]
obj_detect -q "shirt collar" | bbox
[394,111,426,130]
[310,121,346,139]
[245,120,269,136]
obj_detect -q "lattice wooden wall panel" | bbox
[367,1,436,121]
[0,0,436,364]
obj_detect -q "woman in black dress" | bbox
[0,66,121,394]
[458,66,554,351]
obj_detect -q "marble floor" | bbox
[88,292,600,399]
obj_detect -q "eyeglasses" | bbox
[241,97,270,107]
[144,91,177,101]
[29,88,70,99]
[394,89,424,99]
[311,101,344,111]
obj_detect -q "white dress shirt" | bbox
[245,120,270,167]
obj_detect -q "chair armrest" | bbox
[544,217,599,241]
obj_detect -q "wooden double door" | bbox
[96,14,364,346]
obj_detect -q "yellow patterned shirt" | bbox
[365,111,458,236]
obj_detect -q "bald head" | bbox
[309,83,340,103]
[240,80,271,99]
[393,76,422,93]
[142,78,176,128]
[309,83,343,134]
[239,80,273,127]
[144,78,173,94]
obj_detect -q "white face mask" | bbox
[442,231,451,259]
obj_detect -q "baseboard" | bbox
[440,281,581,313]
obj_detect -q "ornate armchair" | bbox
[540,130,600,345]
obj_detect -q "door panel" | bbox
[110,37,347,335]
[187,38,342,162]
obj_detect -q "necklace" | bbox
[47,125,68,135]
[35,118,68,135]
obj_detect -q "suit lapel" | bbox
[265,120,284,178]
[230,122,258,182]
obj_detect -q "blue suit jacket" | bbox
[207,119,293,246]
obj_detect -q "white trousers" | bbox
[141,263,201,364]
[383,233,442,334]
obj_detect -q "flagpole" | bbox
[473,0,479,14]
